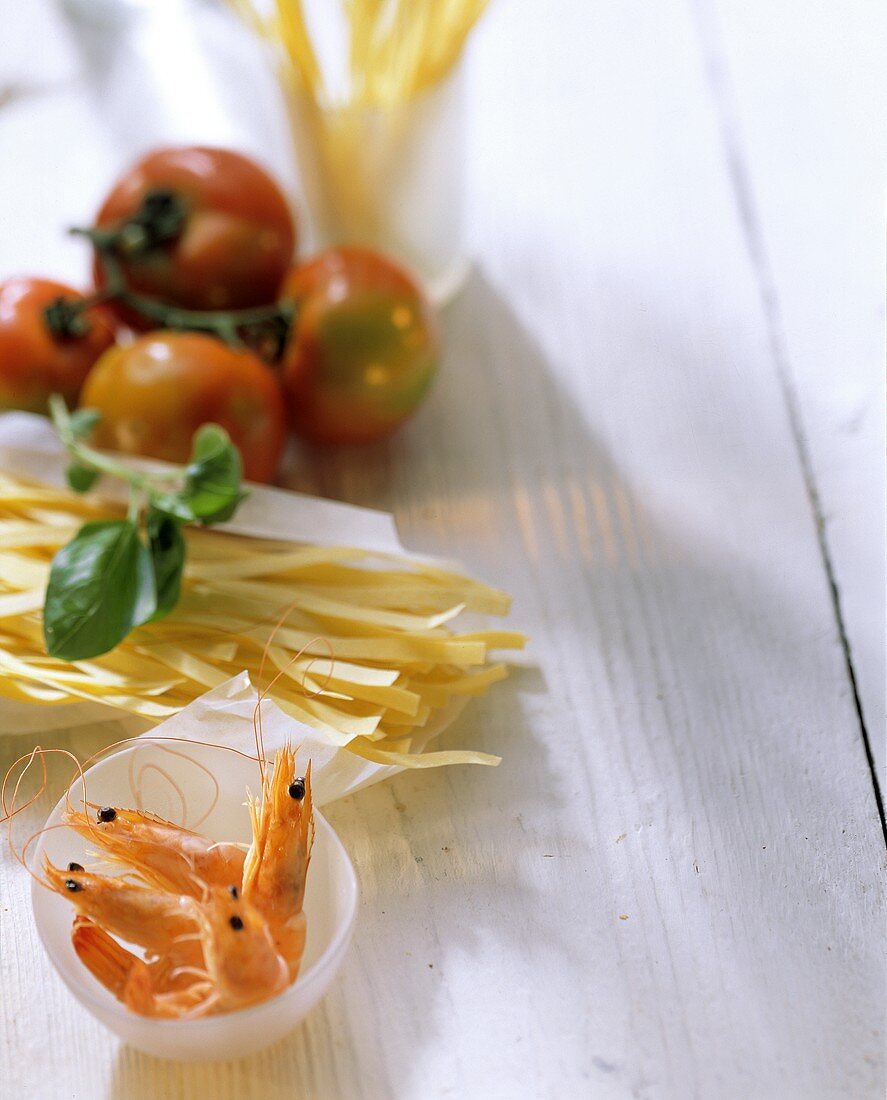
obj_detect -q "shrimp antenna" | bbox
[126,743,221,830]
[2,738,265,888]
[3,747,93,886]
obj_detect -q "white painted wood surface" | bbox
[0,2,884,1098]
[700,0,887,794]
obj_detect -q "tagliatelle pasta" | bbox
[0,473,524,766]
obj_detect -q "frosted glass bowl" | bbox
[31,741,358,1061]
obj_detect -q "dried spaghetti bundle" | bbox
[233,0,490,107]
[0,472,524,767]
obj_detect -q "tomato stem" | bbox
[62,226,296,357]
[73,188,188,257]
[43,296,94,339]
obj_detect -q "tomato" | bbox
[279,248,439,445]
[0,277,117,413]
[80,332,287,483]
[93,147,296,320]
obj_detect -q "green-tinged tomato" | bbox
[0,277,117,413]
[279,247,439,445]
[80,332,287,483]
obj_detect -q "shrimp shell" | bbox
[67,885,290,1018]
[183,886,290,1013]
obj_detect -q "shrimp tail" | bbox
[71,916,150,1006]
[72,916,215,1019]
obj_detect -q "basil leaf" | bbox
[147,490,197,524]
[67,408,102,439]
[181,424,247,524]
[148,425,247,525]
[43,519,156,660]
[66,462,100,494]
[145,508,185,622]
[132,535,157,628]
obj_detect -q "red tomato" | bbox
[80,332,287,483]
[279,248,439,445]
[0,277,117,413]
[93,147,296,320]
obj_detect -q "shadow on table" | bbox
[285,264,880,1093]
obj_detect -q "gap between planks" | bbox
[688,0,887,844]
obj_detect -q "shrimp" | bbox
[37,744,314,1017]
[183,885,290,1015]
[63,806,245,897]
[42,857,201,967]
[66,881,289,1018]
[242,746,314,979]
[72,917,212,1019]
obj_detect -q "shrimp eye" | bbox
[229,915,244,931]
[67,862,84,872]
[288,778,306,800]
[228,885,239,899]
[64,879,82,892]
[97,807,116,823]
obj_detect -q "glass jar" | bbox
[284,63,468,306]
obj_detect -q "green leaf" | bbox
[145,508,185,622]
[67,408,102,439]
[43,520,156,660]
[132,535,157,628]
[66,462,100,494]
[147,490,197,524]
[181,424,247,524]
[147,425,247,525]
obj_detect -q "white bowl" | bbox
[31,740,358,1061]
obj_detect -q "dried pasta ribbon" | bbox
[0,474,525,768]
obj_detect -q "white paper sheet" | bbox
[0,411,403,553]
[128,671,471,806]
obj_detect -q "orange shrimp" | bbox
[63,806,245,897]
[65,879,289,1018]
[72,917,212,1019]
[34,741,313,1016]
[182,885,290,1015]
[242,746,314,979]
[42,857,200,965]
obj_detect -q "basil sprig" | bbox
[43,396,247,660]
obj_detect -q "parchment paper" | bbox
[0,413,474,799]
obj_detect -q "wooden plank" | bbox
[0,1,883,1097]
[697,0,887,791]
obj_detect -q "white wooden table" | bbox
[1,1,884,1097]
